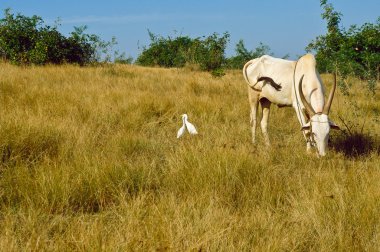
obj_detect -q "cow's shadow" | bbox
[330,131,380,158]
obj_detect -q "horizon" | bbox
[1,0,379,61]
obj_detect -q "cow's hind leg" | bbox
[248,87,259,144]
[260,98,271,146]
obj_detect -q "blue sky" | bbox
[1,1,379,60]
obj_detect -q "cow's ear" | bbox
[301,122,311,131]
[329,120,340,130]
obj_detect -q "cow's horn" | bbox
[322,73,336,115]
[299,75,316,117]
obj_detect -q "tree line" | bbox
[0,1,379,81]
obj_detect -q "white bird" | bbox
[177,114,198,138]
[177,121,186,138]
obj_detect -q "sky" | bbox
[1,0,379,61]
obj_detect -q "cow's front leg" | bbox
[305,131,313,153]
[306,141,312,153]
[260,98,271,146]
[302,130,313,153]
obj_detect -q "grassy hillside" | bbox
[0,63,379,250]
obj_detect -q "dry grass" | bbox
[0,63,379,251]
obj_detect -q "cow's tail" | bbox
[242,60,255,86]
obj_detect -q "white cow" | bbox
[243,53,340,156]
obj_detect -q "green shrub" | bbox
[0,9,110,65]
[136,31,230,74]
[226,40,273,69]
[306,0,380,93]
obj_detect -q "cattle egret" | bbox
[177,123,186,138]
[243,54,339,156]
[177,114,198,138]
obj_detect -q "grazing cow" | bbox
[243,54,340,156]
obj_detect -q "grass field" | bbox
[0,62,379,251]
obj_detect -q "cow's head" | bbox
[299,75,340,156]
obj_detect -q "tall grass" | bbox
[0,63,379,250]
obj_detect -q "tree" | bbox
[306,0,380,93]
[136,31,230,75]
[227,40,272,69]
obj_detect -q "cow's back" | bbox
[244,55,296,106]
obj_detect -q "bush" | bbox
[0,9,110,65]
[136,31,230,73]
[136,31,193,68]
[114,51,133,64]
[195,32,230,72]
[226,40,273,69]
